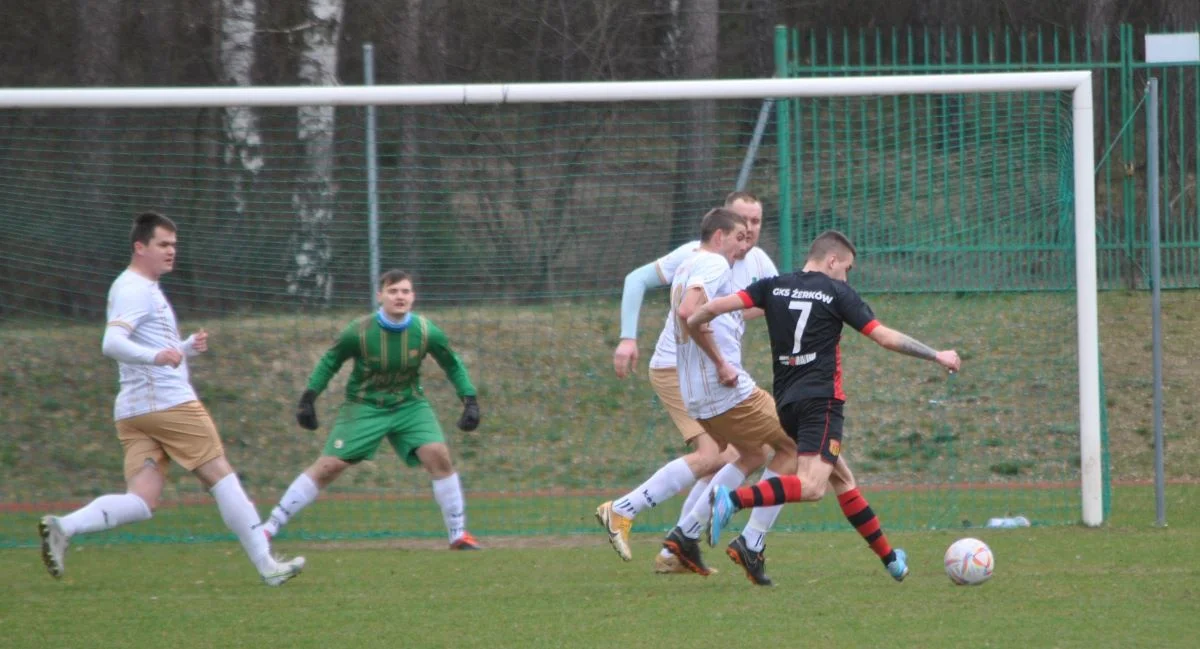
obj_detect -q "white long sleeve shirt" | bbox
[104,269,198,420]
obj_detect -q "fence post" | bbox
[363,42,380,306]
[1120,24,1137,289]
[774,25,793,270]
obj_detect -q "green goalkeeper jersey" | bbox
[306,313,476,408]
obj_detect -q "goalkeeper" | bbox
[262,270,483,549]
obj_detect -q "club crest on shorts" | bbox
[334,439,344,449]
[829,440,841,457]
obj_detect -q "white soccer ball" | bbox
[944,537,994,585]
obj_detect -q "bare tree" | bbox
[288,0,345,305]
[657,0,683,78]
[72,0,121,317]
[747,0,777,79]
[396,0,423,255]
[670,0,720,245]
[219,0,262,223]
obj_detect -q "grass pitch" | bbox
[1,483,1195,649]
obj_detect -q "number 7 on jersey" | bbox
[789,300,812,355]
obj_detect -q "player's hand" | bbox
[457,396,481,431]
[296,389,319,430]
[935,350,961,373]
[613,339,638,378]
[191,329,208,353]
[154,349,183,367]
[716,361,739,387]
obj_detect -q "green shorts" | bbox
[323,399,445,466]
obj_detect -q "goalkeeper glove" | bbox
[296,389,319,430]
[457,395,481,432]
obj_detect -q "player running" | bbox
[601,192,783,574]
[693,230,960,583]
[38,211,304,586]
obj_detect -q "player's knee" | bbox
[684,437,725,475]
[830,471,855,493]
[802,478,829,502]
[308,456,349,487]
[417,444,454,476]
[733,446,767,472]
[768,452,798,476]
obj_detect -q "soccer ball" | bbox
[943,537,994,585]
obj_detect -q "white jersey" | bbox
[106,269,198,420]
[671,251,755,420]
[649,241,778,369]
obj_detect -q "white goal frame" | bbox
[0,71,1104,526]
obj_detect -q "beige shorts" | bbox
[115,401,225,480]
[698,387,795,452]
[648,367,706,442]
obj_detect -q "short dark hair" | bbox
[724,191,759,206]
[699,207,747,243]
[806,230,857,262]
[130,211,177,248]
[377,269,413,290]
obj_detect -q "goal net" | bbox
[0,74,1104,546]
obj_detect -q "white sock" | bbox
[211,473,273,574]
[432,473,467,543]
[660,477,713,557]
[265,473,320,536]
[741,467,784,552]
[681,464,746,539]
[612,458,696,519]
[58,493,151,537]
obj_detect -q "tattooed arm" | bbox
[867,324,961,372]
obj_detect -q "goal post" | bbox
[0,71,1105,544]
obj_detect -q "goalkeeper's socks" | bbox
[58,493,152,536]
[613,458,696,519]
[265,473,320,535]
[731,474,803,510]
[432,473,467,543]
[837,488,894,563]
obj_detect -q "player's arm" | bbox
[305,327,357,396]
[866,324,960,372]
[678,287,738,386]
[685,292,751,330]
[102,288,179,367]
[613,261,667,377]
[179,329,209,357]
[426,321,477,399]
[296,325,357,430]
[427,321,481,431]
[677,286,723,364]
[835,283,960,372]
[102,324,163,365]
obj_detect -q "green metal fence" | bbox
[774,24,1200,289]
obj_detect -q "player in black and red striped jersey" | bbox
[689,230,961,583]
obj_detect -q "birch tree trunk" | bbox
[219,0,262,223]
[288,0,345,305]
[658,0,683,78]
